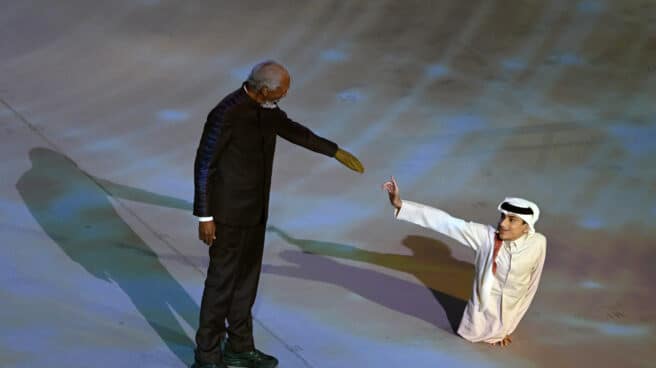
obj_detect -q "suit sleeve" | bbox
[396,200,492,253]
[273,109,338,157]
[193,107,232,217]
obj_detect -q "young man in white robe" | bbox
[382,177,546,347]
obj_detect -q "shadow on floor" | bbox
[265,226,473,333]
[16,147,197,365]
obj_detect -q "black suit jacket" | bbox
[193,86,338,226]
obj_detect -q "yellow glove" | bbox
[335,148,365,173]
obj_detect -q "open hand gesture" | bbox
[335,148,365,173]
[382,176,402,210]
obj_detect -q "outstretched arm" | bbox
[383,176,490,252]
[274,110,364,173]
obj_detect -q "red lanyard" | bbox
[492,236,502,274]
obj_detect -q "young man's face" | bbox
[497,213,529,241]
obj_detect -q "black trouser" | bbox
[195,222,266,364]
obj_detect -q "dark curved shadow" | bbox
[265,226,473,333]
[16,147,197,365]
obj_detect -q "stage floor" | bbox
[1,1,654,367]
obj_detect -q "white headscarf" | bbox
[497,197,540,235]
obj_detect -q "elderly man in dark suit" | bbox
[192,60,364,368]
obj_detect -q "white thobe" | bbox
[396,200,546,343]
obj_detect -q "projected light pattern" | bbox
[548,52,586,66]
[560,316,650,338]
[320,49,349,63]
[157,109,189,123]
[336,88,365,102]
[425,64,450,79]
[1,0,655,367]
[580,281,603,289]
[577,0,606,14]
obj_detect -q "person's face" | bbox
[258,72,290,103]
[497,213,529,241]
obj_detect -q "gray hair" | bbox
[245,60,285,91]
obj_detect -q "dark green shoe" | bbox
[223,346,278,368]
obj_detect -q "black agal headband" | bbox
[500,202,534,215]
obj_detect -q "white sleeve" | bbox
[504,239,546,335]
[198,216,214,222]
[395,200,491,252]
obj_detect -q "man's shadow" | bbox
[16,147,197,364]
[265,226,473,333]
